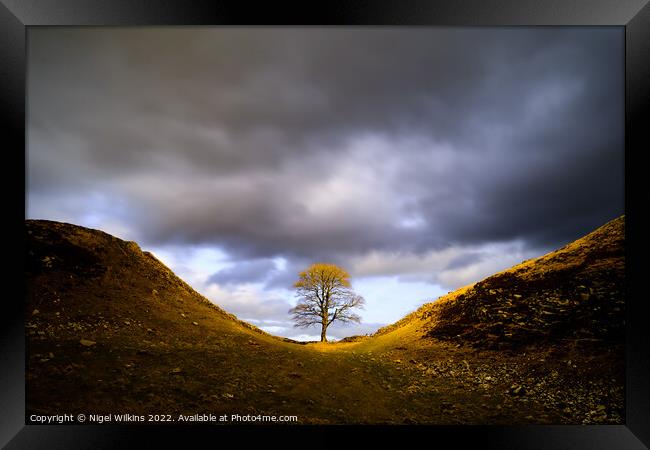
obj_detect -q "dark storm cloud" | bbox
[208,259,277,285]
[445,252,484,271]
[28,27,624,266]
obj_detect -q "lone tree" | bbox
[289,263,365,342]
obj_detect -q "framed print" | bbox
[3,0,649,448]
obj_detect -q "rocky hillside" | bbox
[377,216,625,350]
[26,219,269,336]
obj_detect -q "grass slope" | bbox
[374,215,625,351]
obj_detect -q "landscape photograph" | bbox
[26,27,624,425]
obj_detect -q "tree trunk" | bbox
[320,309,329,342]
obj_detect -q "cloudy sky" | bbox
[27,27,624,340]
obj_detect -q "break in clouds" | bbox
[27,28,623,340]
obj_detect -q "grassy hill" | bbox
[25,217,625,424]
[373,215,625,351]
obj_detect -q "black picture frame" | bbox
[3,1,649,448]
